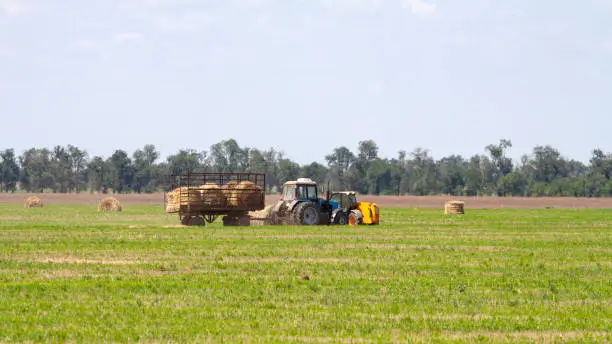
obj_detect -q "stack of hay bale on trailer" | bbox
[164,173,266,227]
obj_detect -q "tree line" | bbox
[1,138,612,197]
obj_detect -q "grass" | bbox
[0,205,611,343]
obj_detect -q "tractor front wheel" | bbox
[333,210,348,225]
[348,211,361,227]
[293,202,320,225]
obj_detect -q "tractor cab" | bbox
[331,191,358,211]
[281,178,319,202]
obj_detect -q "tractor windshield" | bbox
[306,185,317,199]
[296,185,317,200]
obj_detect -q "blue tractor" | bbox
[270,178,346,225]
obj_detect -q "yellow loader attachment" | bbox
[354,202,380,225]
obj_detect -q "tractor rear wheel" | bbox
[293,202,320,225]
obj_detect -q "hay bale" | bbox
[231,181,264,207]
[444,200,465,215]
[98,197,122,212]
[165,189,180,212]
[199,183,225,207]
[24,196,43,208]
[168,187,202,204]
[165,186,204,212]
[221,181,238,199]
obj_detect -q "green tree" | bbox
[301,162,328,184]
[68,145,88,193]
[277,158,300,184]
[497,171,529,196]
[50,145,72,193]
[107,150,134,194]
[364,158,391,195]
[19,148,54,192]
[209,139,248,172]
[437,155,466,195]
[525,145,569,183]
[167,149,204,176]
[408,148,438,196]
[133,144,160,193]
[0,149,20,192]
[325,146,355,190]
[86,156,107,193]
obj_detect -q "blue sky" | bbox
[1,0,611,165]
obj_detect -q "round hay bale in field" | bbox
[231,181,264,207]
[98,197,122,212]
[24,196,43,208]
[199,183,225,207]
[444,200,465,215]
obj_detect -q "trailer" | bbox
[164,172,266,226]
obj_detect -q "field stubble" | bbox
[0,205,610,343]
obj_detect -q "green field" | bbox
[0,205,611,343]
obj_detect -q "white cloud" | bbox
[113,32,144,43]
[0,0,31,16]
[401,0,436,16]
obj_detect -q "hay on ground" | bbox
[230,181,264,207]
[24,196,43,208]
[248,205,273,225]
[444,200,465,215]
[98,197,122,212]
[248,204,273,219]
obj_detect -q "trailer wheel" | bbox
[222,216,238,226]
[181,215,205,227]
[238,216,250,226]
[222,213,250,226]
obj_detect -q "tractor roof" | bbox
[283,178,317,186]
